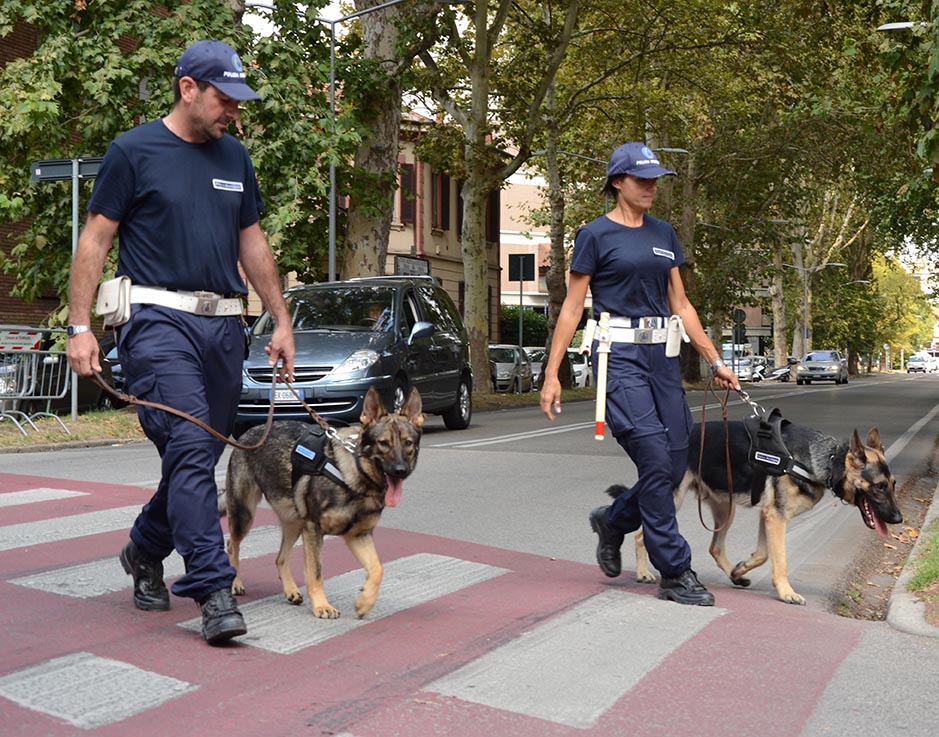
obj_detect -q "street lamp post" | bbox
[783,262,845,352]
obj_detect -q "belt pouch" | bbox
[95,276,132,327]
[665,315,687,357]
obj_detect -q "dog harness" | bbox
[291,424,348,489]
[743,407,816,504]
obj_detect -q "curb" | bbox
[887,477,939,638]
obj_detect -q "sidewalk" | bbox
[888,477,939,638]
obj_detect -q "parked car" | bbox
[795,349,848,385]
[907,354,929,373]
[736,355,768,382]
[489,344,534,393]
[567,349,592,388]
[234,276,473,436]
[524,347,546,385]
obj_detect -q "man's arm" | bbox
[239,222,295,381]
[66,212,119,376]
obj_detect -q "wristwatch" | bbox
[709,358,725,374]
[67,324,92,338]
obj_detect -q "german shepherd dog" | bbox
[221,386,423,619]
[627,420,901,605]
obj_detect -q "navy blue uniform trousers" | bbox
[118,305,244,602]
[599,340,694,579]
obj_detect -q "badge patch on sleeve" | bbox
[652,247,675,260]
[212,179,244,192]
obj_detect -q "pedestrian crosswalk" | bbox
[0,473,865,737]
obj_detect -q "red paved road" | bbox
[0,473,864,737]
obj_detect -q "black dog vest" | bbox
[743,408,815,504]
[291,424,347,489]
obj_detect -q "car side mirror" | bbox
[408,320,434,345]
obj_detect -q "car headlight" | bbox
[497,368,511,378]
[331,350,379,378]
[796,365,805,373]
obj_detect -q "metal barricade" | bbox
[0,326,70,436]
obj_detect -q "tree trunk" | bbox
[341,2,404,279]
[770,244,788,365]
[460,179,493,391]
[541,84,573,388]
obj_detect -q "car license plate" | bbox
[271,388,300,403]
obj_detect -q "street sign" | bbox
[508,253,535,282]
[394,255,431,276]
[30,158,103,182]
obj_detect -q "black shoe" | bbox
[589,506,624,578]
[658,569,715,606]
[119,540,170,611]
[200,589,247,645]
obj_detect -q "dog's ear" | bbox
[400,387,424,427]
[865,427,883,453]
[360,385,388,426]
[848,429,867,466]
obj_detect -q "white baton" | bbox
[594,312,612,440]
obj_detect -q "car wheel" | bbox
[442,376,472,430]
[796,379,804,385]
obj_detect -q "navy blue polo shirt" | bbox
[570,214,684,319]
[88,119,263,295]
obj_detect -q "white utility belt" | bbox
[608,326,667,344]
[130,286,243,317]
[606,316,668,344]
[580,314,689,356]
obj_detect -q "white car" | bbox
[567,349,592,388]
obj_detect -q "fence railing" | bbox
[0,326,71,436]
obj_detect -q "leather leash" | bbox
[91,369,278,451]
[91,367,356,453]
[695,376,736,533]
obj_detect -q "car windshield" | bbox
[252,286,396,335]
[738,358,753,367]
[489,348,516,363]
[803,351,838,361]
[527,349,546,362]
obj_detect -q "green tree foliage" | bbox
[0,0,254,303]
[499,305,547,346]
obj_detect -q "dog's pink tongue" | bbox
[874,515,888,539]
[385,476,403,507]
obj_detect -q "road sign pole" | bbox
[30,157,103,421]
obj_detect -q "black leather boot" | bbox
[658,569,715,606]
[589,506,625,578]
[200,589,247,645]
[119,540,170,611]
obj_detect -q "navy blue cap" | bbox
[175,40,260,101]
[606,142,675,179]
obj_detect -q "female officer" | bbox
[539,142,739,605]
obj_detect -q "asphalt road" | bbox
[2,372,939,736]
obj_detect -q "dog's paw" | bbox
[635,571,657,584]
[355,594,377,619]
[313,604,340,619]
[231,579,246,596]
[778,590,806,606]
[731,575,751,588]
[285,590,303,606]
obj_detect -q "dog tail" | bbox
[605,484,628,499]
